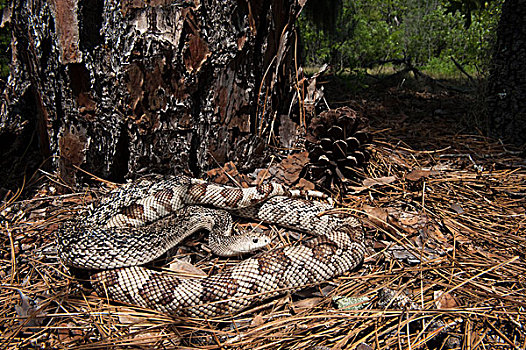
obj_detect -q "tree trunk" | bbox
[0,0,306,189]
[487,0,526,148]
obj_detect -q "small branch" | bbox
[450,57,475,83]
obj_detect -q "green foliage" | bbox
[298,0,502,76]
[0,0,9,82]
[445,0,494,27]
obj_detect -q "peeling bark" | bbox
[1,0,305,187]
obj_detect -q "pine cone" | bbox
[305,106,371,189]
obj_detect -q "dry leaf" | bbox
[15,290,45,327]
[168,259,207,277]
[117,308,144,324]
[297,177,315,190]
[351,176,397,192]
[312,284,337,297]
[237,222,268,231]
[207,161,251,187]
[62,193,94,204]
[426,224,448,244]
[347,185,368,193]
[363,205,389,227]
[57,322,84,343]
[356,344,373,350]
[250,314,265,327]
[388,245,421,264]
[398,214,421,227]
[292,297,323,311]
[362,176,396,188]
[450,203,464,214]
[434,291,458,309]
[406,169,438,181]
[256,151,310,186]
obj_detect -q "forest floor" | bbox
[1,73,525,349]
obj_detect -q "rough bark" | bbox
[487,0,526,148]
[0,0,306,188]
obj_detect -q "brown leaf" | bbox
[117,308,144,324]
[61,193,94,204]
[57,322,84,343]
[15,290,45,327]
[207,161,251,187]
[363,205,389,228]
[255,168,271,183]
[373,241,387,250]
[426,223,449,244]
[390,210,441,238]
[406,169,438,181]
[292,297,323,312]
[311,284,337,297]
[388,245,421,264]
[398,214,420,227]
[168,259,207,277]
[297,177,315,190]
[351,176,397,192]
[237,222,268,231]
[250,314,265,327]
[348,185,368,193]
[434,291,458,309]
[450,203,464,214]
[256,151,310,186]
[356,344,373,350]
[364,176,396,187]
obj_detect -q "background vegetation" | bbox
[0,0,10,83]
[298,0,503,77]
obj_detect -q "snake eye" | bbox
[253,238,259,244]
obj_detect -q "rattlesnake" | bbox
[58,175,365,317]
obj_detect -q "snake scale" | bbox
[58,175,365,318]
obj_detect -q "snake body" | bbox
[58,176,365,317]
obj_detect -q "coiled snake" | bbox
[58,176,365,317]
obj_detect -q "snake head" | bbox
[209,233,271,257]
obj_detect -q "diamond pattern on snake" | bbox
[57,175,365,317]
